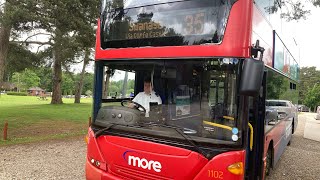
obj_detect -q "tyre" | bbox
[265,148,272,176]
[288,121,294,146]
[287,139,291,146]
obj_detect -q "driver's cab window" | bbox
[96,59,241,143]
[102,67,135,105]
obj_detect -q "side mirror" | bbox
[239,59,264,96]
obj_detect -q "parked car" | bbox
[316,106,320,120]
[265,107,278,125]
[266,100,298,133]
[297,104,310,112]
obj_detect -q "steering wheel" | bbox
[121,100,146,113]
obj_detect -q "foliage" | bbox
[85,90,92,96]
[61,72,94,96]
[32,0,98,62]
[266,72,287,99]
[62,73,75,95]
[280,1,311,21]
[5,43,42,80]
[11,68,40,91]
[0,0,44,82]
[82,73,94,95]
[34,66,53,92]
[299,67,320,103]
[0,0,40,31]
[261,0,319,21]
[304,83,320,112]
[108,79,135,96]
[6,92,28,96]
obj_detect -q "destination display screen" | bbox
[101,0,236,48]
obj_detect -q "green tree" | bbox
[299,67,320,103]
[304,83,320,112]
[11,72,22,91]
[5,43,42,81]
[109,84,120,97]
[82,73,94,95]
[16,0,99,104]
[0,0,39,82]
[61,73,74,95]
[267,73,287,99]
[128,79,135,90]
[35,66,52,92]
[11,68,40,91]
[85,90,92,97]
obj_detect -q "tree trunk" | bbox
[51,47,63,104]
[0,26,11,83]
[103,72,110,99]
[121,71,128,98]
[74,49,90,103]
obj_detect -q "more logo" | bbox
[123,151,162,172]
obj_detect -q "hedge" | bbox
[6,92,28,96]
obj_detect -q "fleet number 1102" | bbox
[208,170,223,179]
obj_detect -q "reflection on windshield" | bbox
[101,0,236,48]
[97,58,241,143]
[105,0,183,9]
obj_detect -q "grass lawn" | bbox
[0,94,92,146]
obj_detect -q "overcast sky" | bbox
[288,5,320,69]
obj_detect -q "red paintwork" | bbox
[86,127,246,180]
[194,150,246,180]
[95,0,253,60]
[98,135,208,179]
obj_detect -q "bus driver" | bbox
[129,76,162,114]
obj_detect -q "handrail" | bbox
[248,123,253,151]
[203,121,232,131]
[203,120,254,151]
[223,116,235,121]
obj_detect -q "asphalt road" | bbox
[0,113,319,180]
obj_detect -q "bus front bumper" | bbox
[86,159,122,180]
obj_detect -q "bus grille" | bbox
[112,164,173,180]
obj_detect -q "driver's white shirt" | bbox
[133,91,162,113]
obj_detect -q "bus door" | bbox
[246,71,266,180]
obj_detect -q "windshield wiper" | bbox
[142,122,208,158]
[94,123,143,138]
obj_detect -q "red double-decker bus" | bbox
[86,0,299,179]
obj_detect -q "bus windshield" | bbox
[100,0,236,49]
[95,58,242,145]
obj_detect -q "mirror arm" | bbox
[251,40,265,61]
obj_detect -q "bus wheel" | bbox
[265,148,272,176]
[288,121,294,146]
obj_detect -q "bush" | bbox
[85,90,92,96]
[6,92,28,96]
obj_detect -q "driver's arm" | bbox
[129,93,141,108]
